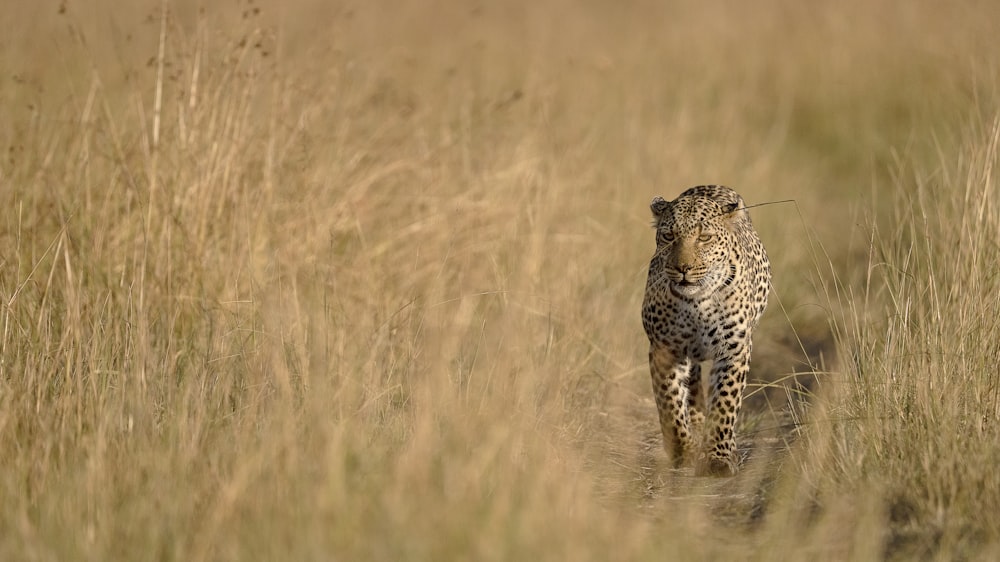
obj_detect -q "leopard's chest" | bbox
[643,285,748,361]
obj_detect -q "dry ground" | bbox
[2,1,1000,560]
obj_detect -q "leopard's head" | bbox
[649,193,746,299]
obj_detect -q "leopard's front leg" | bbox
[704,345,750,476]
[649,345,695,467]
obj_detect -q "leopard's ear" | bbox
[650,196,670,219]
[721,197,748,222]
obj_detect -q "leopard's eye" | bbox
[698,233,715,242]
[660,232,675,243]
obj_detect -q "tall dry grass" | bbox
[1,0,999,560]
[815,117,1000,559]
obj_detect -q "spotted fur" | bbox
[641,185,770,476]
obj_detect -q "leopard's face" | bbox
[650,196,740,300]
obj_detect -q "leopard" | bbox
[641,185,770,476]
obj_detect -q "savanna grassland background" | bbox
[2,0,1000,560]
